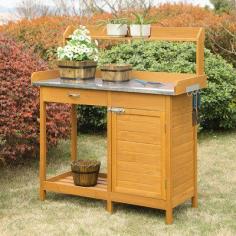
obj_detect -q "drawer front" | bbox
[111,92,165,111]
[42,87,107,106]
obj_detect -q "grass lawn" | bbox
[0,131,236,235]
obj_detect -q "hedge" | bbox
[0,35,70,162]
[93,41,236,130]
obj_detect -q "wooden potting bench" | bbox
[31,26,207,224]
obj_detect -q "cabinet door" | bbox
[111,108,166,199]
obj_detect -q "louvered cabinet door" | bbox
[111,108,166,199]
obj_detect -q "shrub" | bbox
[1,4,235,67]
[77,106,107,132]
[99,41,236,130]
[0,35,70,162]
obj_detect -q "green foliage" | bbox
[210,0,236,13]
[78,106,107,132]
[98,41,236,130]
[97,17,128,25]
[130,12,155,25]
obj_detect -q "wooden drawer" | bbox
[111,92,165,111]
[42,87,107,106]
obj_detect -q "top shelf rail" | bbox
[63,25,205,76]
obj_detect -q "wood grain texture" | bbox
[42,87,108,106]
[112,109,164,199]
[171,94,195,203]
[71,104,77,161]
[39,88,46,201]
[111,92,165,111]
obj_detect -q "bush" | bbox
[0,35,70,162]
[78,106,107,132]
[1,4,235,67]
[99,41,236,130]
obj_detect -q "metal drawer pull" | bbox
[107,107,125,114]
[68,93,80,98]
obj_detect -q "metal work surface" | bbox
[33,77,176,95]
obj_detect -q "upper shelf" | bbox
[63,25,205,76]
[64,26,204,42]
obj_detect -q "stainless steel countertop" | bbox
[33,78,176,95]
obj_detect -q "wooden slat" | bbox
[111,92,165,111]
[44,181,108,200]
[172,112,192,127]
[173,171,194,188]
[117,170,161,185]
[117,140,160,155]
[117,161,160,175]
[31,70,60,84]
[42,87,107,106]
[111,192,166,209]
[172,150,193,166]
[172,131,193,146]
[173,180,194,196]
[117,119,160,134]
[172,188,194,208]
[173,141,193,156]
[117,151,161,165]
[115,185,161,198]
[117,130,160,145]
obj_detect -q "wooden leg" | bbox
[39,93,46,201]
[106,200,113,213]
[165,207,173,224]
[40,189,46,201]
[71,105,77,161]
[192,195,198,208]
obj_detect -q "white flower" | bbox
[94,55,98,61]
[57,26,98,62]
[78,35,85,41]
[95,40,98,46]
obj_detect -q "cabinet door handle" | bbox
[68,93,80,98]
[108,107,125,114]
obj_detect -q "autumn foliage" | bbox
[1,4,235,67]
[0,35,70,162]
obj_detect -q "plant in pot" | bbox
[129,12,154,37]
[98,18,128,37]
[57,25,99,80]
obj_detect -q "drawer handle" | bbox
[68,93,80,98]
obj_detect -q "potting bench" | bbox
[31,26,207,224]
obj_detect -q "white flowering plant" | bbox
[57,25,99,62]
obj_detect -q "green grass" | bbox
[0,132,236,236]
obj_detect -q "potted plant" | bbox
[129,12,154,37]
[57,25,99,80]
[98,18,128,37]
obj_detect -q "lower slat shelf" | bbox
[44,171,108,200]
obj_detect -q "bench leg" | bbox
[192,195,198,208]
[40,189,46,201]
[165,207,173,224]
[106,200,113,213]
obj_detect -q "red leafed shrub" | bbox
[0,35,70,162]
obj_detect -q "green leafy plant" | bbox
[98,41,236,130]
[97,17,128,26]
[130,12,155,25]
